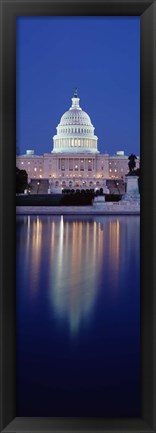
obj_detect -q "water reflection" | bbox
[16,215,140,332]
[16,215,140,417]
[49,218,104,333]
[30,217,43,293]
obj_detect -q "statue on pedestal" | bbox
[122,154,140,203]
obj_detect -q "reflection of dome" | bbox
[52,88,99,154]
[49,218,103,334]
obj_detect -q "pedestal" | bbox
[122,176,140,202]
[92,195,106,207]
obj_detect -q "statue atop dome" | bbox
[73,87,78,98]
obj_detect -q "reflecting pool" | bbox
[16,215,140,416]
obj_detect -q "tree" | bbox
[16,167,28,193]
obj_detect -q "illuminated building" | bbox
[16,89,140,193]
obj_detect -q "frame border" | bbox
[0,0,156,432]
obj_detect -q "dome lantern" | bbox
[70,87,81,110]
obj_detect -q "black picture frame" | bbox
[0,0,156,432]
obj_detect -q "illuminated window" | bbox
[28,162,30,165]
[109,169,112,172]
[80,159,84,171]
[34,167,37,172]
[21,162,24,165]
[61,159,65,171]
[88,159,92,171]
[114,169,117,172]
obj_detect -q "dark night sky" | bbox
[16,16,140,156]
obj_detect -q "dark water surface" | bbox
[16,215,140,416]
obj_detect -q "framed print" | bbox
[0,0,156,432]
[15,13,141,419]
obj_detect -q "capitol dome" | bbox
[52,89,99,153]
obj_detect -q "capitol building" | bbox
[16,89,140,193]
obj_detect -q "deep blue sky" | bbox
[16,16,140,156]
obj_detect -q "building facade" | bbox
[16,90,140,193]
